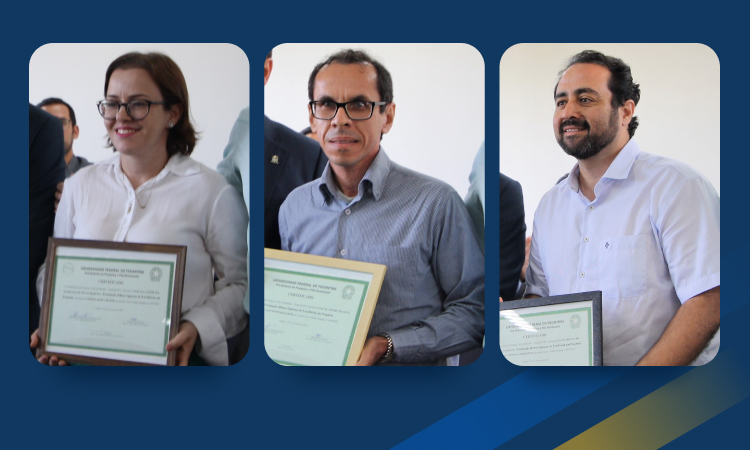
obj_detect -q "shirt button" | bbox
[588,206,594,210]
[345,209,351,216]
[584,237,589,242]
[340,249,347,256]
[580,272,585,278]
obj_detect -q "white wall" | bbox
[29,43,249,171]
[265,43,485,196]
[500,43,720,235]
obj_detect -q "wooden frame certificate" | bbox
[37,238,186,366]
[499,291,603,366]
[264,249,386,366]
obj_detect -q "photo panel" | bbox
[264,43,486,366]
[499,44,720,366]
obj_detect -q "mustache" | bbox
[559,118,589,133]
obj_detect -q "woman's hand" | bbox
[30,330,67,366]
[166,321,199,366]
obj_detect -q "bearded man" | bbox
[525,50,720,366]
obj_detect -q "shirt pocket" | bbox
[598,235,648,299]
[359,245,419,297]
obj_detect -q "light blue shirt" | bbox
[464,141,485,252]
[527,140,720,366]
[279,149,485,364]
[218,107,250,313]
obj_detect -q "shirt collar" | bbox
[602,139,640,181]
[67,156,81,172]
[101,153,201,188]
[564,139,640,192]
[315,147,390,205]
[101,153,200,174]
[565,164,581,192]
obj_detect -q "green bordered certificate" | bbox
[264,249,386,366]
[499,291,603,366]
[37,238,187,366]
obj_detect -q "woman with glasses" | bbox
[32,52,248,365]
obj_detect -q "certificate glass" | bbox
[37,239,186,366]
[264,249,386,366]
[499,291,603,366]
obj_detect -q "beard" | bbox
[556,108,619,160]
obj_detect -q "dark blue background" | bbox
[13,3,742,449]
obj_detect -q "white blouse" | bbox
[41,153,248,365]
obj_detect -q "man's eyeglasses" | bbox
[309,100,388,121]
[97,99,167,121]
[58,119,73,128]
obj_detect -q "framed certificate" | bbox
[499,291,603,366]
[36,238,186,366]
[264,249,386,366]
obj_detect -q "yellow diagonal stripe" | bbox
[557,350,750,450]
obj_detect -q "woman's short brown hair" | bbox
[104,52,198,156]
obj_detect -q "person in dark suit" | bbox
[264,50,327,249]
[499,172,525,302]
[29,104,66,338]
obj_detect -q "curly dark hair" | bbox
[555,50,641,138]
[308,49,393,113]
[104,52,198,156]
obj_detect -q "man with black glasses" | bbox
[279,49,484,366]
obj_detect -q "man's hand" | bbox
[166,321,199,366]
[355,336,389,366]
[54,181,64,213]
[30,329,67,366]
[637,286,720,366]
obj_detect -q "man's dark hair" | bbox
[267,49,272,59]
[37,97,77,126]
[555,50,641,138]
[308,49,393,113]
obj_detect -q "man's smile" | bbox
[560,119,589,137]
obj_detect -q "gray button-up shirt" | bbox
[279,149,484,364]
[65,155,92,178]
